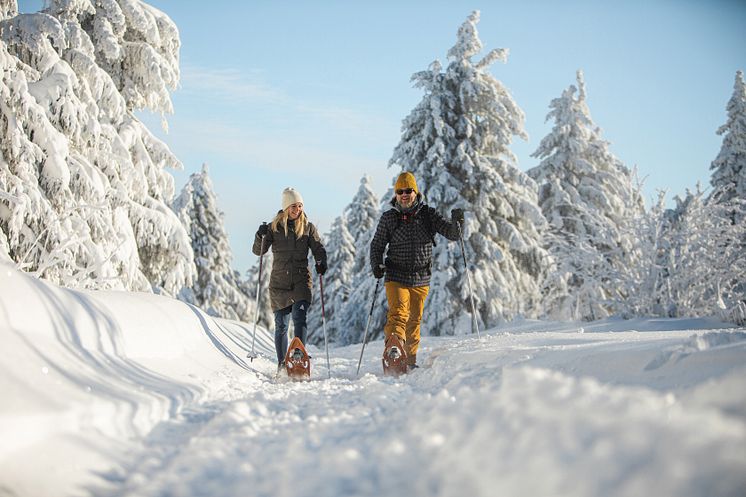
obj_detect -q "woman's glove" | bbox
[256,223,269,237]
[315,260,327,275]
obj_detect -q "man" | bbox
[369,172,464,371]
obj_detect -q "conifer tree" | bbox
[0,0,193,292]
[706,70,746,322]
[337,12,550,343]
[173,164,250,321]
[528,70,644,320]
[345,175,380,273]
[0,1,16,21]
[331,177,384,345]
[307,214,355,344]
[615,192,670,318]
[710,70,746,212]
[662,187,745,320]
[388,11,549,334]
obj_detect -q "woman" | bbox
[253,187,327,370]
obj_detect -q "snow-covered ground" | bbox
[1,261,745,497]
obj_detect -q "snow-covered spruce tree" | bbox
[386,10,549,335]
[528,70,644,320]
[0,1,16,21]
[345,175,380,273]
[330,176,384,346]
[617,191,671,318]
[706,70,746,322]
[0,5,131,287]
[709,70,746,214]
[0,0,193,292]
[173,164,250,321]
[661,186,745,321]
[306,214,355,345]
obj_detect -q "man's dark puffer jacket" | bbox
[370,195,460,287]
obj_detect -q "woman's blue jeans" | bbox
[273,300,309,364]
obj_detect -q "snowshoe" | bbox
[285,336,311,380]
[382,335,408,377]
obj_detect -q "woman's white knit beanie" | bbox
[281,187,304,210]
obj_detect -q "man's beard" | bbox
[398,197,415,209]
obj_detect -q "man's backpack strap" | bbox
[422,206,437,247]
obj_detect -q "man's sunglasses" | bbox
[396,188,414,195]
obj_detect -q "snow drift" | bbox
[2,261,746,497]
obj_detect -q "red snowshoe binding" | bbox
[285,336,311,380]
[382,334,408,377]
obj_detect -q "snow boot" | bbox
[382,335,408,377]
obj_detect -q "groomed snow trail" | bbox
[92,330,746,497]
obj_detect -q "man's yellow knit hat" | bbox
[394,172,418,193]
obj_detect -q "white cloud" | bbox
[179,65,394,140]
[180,65,287,103]
[173,117,384,180]
[294,102,388,134]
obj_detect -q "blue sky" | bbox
[18,1,746,272]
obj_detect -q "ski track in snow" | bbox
[3,264,745,497]
[89,332,746,497]
[645,331,746,371]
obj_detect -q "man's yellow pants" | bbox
[384,281,430,365]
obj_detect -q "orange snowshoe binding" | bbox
[285,336,311,380]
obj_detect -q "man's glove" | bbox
[315,260,327,276]
[451,208,465,227]
[256,223,269,237]
[373,264,385,279]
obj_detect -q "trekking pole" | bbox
[319,273,331,379]
[356,267,384,376]
[247,226,267,360]
[458,223,480,338]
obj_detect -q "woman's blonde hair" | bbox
[271,208,307,238]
